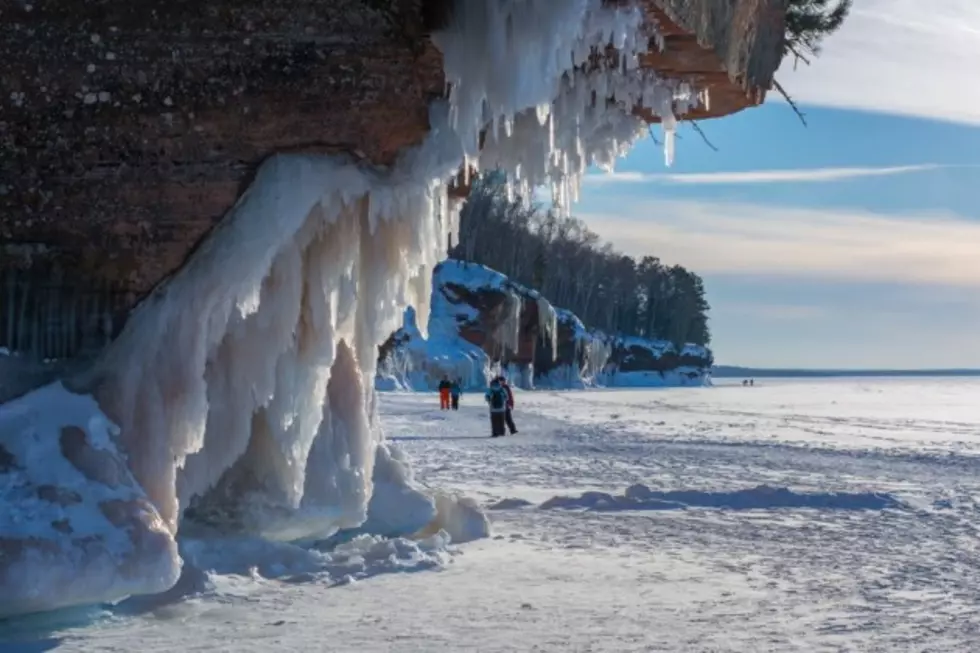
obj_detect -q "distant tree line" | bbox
[449,175,710,347]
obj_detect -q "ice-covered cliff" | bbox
[0,0,784,618]
[377,260,712,391]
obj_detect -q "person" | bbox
[497,375,517,435]
[438,376,451,410]
[450,378,462,410]
[485,377,508,437]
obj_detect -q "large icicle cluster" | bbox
[536,296,559,363]
[435,0,704,209]
[73,104,464,539]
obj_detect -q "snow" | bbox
[8,377,980,651]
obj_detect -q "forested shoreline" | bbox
[450,176,710,347]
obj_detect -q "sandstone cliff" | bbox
[0,0,787,361]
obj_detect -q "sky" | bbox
[575,0,980,369]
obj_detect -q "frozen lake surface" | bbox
[5,377,980,652]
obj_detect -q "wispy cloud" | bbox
[577,199,980,288]
[582,164,951,186]
[775,0,980,126]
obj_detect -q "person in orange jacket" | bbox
[438,376,451,410]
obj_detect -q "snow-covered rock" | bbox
[377,259,711,390]
[0,383,180,618]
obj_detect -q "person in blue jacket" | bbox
[485,378,508,437]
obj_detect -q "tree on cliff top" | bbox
[451,176,711,348]
[784,0,853,63]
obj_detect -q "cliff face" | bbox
[0,0,787,360]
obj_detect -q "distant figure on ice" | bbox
[438,376,451,410]
[496,375,518,435]
[485,378,509,437]
[450,378,462,411]
[749,379,755,387]
[742,379,749,387]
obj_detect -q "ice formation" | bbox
[435,0,704,208]
[0,382,180,617]
[536,296,559,363]
[68,103,465,543]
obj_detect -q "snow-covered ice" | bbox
[6,376,980,652]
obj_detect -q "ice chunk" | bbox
[0,383,180,618]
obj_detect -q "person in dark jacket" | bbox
[450,379,462,410]
[485,378,508,437]
[497,375,517,434]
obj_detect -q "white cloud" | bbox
[776,0,980,126]
[582,165,951,185]
[577,199,980,288]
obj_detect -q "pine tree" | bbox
[784,0,853,62]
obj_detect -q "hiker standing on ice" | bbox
[497,375,518,435]
[450,378,462,411]
[438,376,451,410]
[485,377,508,437]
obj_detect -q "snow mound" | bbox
[539,484,904,512]
[414,491,492,544]
[0,383,180,619]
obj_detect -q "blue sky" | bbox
[574,0,980,369]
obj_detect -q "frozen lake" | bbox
[5,377,980,652]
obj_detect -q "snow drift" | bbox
[537,484,905,512]
[0,0,705,617]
